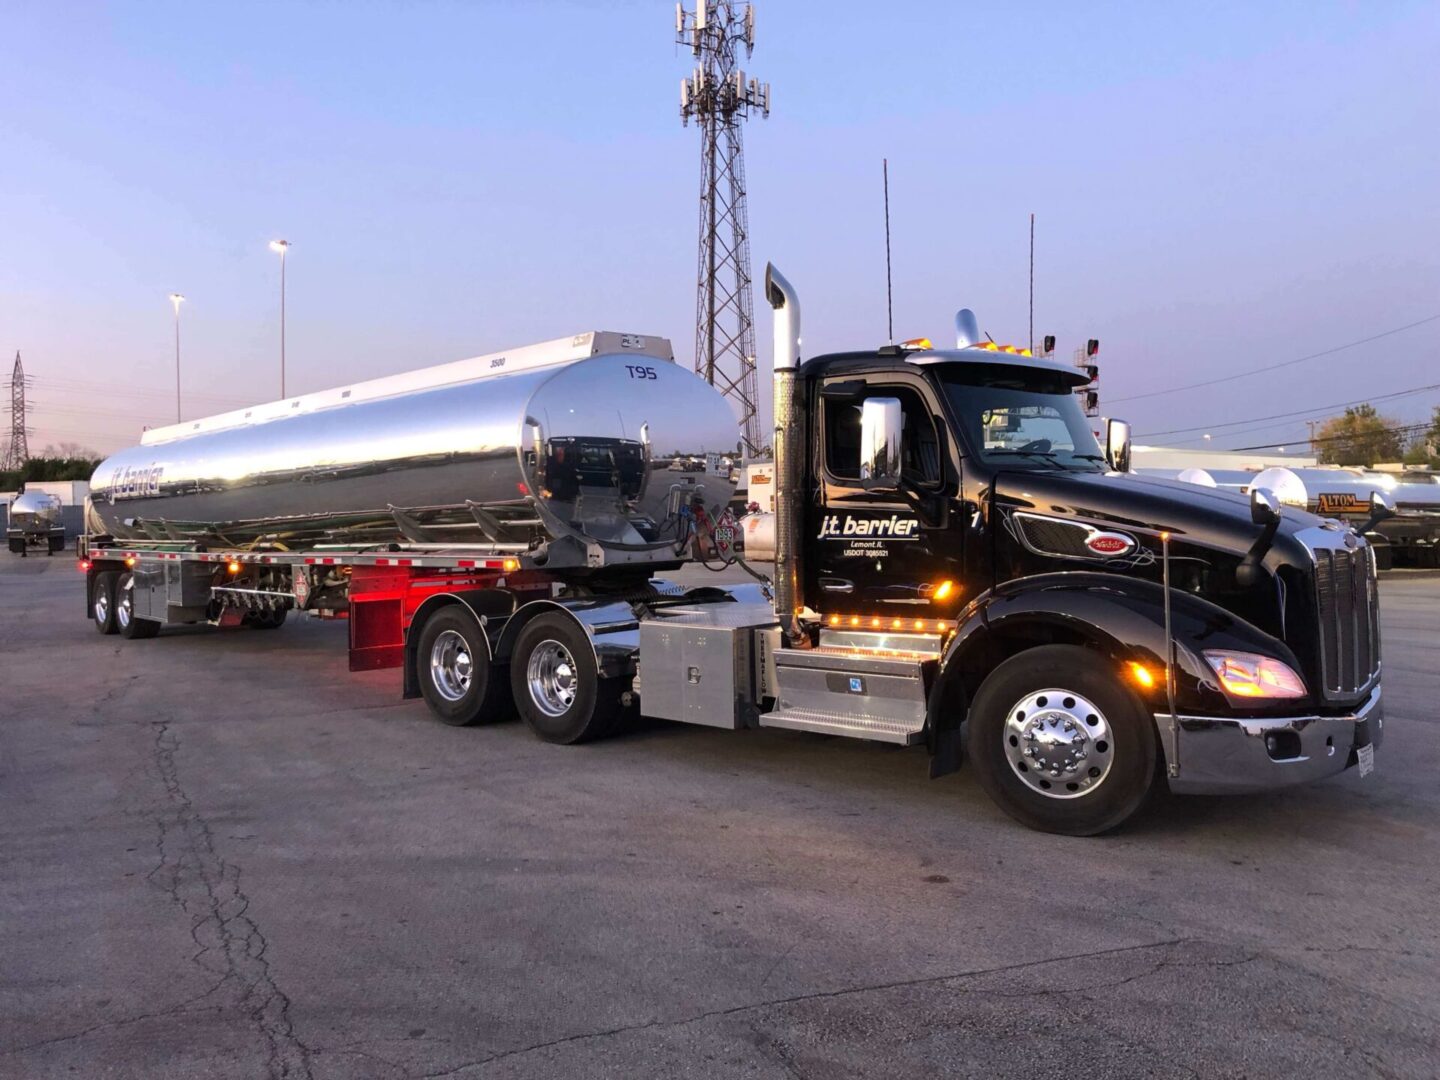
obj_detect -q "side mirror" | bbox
[859,397,904,491]
[1250,486,1283,526]
[1359,490,1397,535]
[1105,418,1132,473]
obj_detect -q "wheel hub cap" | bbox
[527,640,578,717]
[429,630,474,702]
[1003,689,1114,800]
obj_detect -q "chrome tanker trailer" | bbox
[87,331,738,560]
[1234,467,1436,567]
[7,490,66,556]
[81,275,1384,835]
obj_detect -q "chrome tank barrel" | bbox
[88,354,740,560]
[1250,467,1440,514]
[9,491,62,527]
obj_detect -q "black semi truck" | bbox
[79,266,1384,834]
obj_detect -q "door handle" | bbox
[819,576,854,594]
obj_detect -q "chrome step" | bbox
[760,648,932,745]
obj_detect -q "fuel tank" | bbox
[88,333,741,565]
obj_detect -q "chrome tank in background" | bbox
[89,354,740,564]
[9,491,63,528]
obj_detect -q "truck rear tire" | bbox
[510,613,620,744]
[92,571,119,635]
[415,607,509,726]
[967,644,1155,836]
[116,572,162,640]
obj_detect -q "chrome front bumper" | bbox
[1157,688,1383,796]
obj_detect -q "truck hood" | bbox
[993,468,1325,557]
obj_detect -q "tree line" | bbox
[1313,405,1440,467]
[0,443,101,491]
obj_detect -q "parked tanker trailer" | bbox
[7,490,66,556]
[1245,467,1440,568]
[80,271,1384,834]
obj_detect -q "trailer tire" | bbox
[92,571,120,635]
[244,609,288,630]
[415,607,509,727]
[967,644,1155,836]
[511,613,620,745]
[116,572,162,640]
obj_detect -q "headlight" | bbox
[1203,650,1306,699]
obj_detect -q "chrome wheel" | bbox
[116,586,133,631]
[429,629,474,702]
[1003,688,1115,799]
[94,589,110,626]
[526,639,578,717]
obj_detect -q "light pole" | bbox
[169,293,185,422]
[269,239,290,397]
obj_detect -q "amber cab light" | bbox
[1128,662,1156,689]
[1204,651,1306,699]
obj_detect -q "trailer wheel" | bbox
[244,609,288,630]
[92,571,120,635]
[967,644,1155,836]
[415,607,509,726]
[116,572,161,640]
[510,613,620,744]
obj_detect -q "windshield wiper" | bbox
[986,449,1066,469]
[1071,454,1107,464]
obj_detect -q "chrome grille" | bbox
[1313,543,1379,700]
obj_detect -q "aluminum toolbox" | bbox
[638,603,778,729]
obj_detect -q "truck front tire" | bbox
[510,613,620,745]
[92,571,119,635]
[415,607,509,726]
[967,644,1155,836]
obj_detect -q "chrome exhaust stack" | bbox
[765,263,805,646]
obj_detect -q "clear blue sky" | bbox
[3,1,1437,456]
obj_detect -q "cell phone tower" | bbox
[676,1,770,457]
[2,351,32,471]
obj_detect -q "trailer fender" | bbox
[494,598,641,681]
[402,590,517,699]
[934,572,1303,753]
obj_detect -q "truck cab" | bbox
[758,265,1381,833]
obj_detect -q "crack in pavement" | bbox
[143,721,313,1079]
[419,937,1192,1078]
[3,723,312,1076]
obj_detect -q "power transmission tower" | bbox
[676,1,770,456]
[2,351,33,471]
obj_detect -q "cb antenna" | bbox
[1029,213,1035,354]
[883,158,894,343]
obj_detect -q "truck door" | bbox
[808,375,963,620]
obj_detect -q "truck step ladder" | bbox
[761,648,931,745]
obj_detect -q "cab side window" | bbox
[824,385,941,485]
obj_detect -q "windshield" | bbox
[937,363,1105,471]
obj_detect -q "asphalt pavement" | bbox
[2,556,1437,1078]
